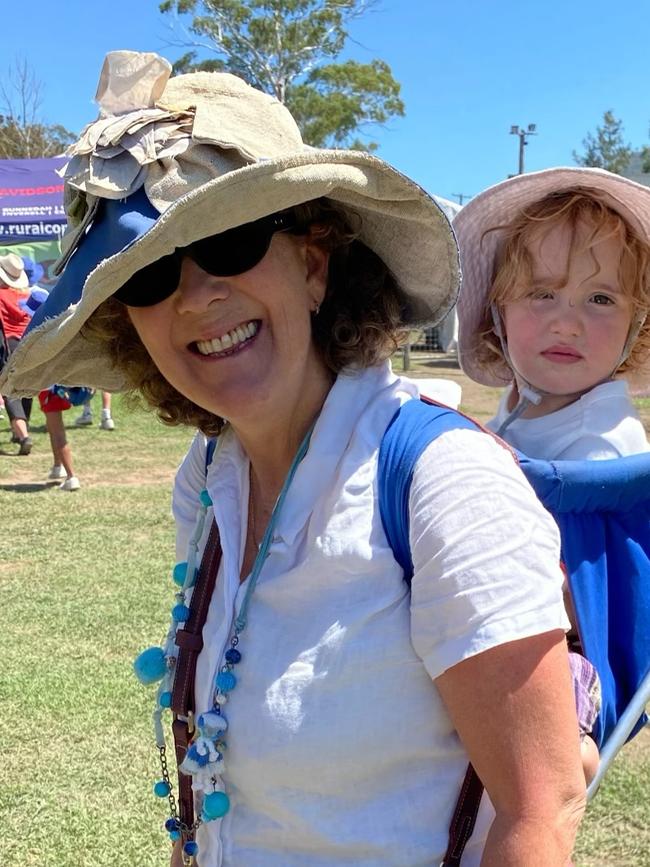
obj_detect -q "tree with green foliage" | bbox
[0,60,75,158]
[573,110,631,175]
[638,125,650,175]
[160,0,404,150]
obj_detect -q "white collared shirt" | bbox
[172,363,568,867]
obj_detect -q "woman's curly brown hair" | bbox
[83,198,410,435]
[474,187,650,382]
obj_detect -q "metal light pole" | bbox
[509,124,537,174]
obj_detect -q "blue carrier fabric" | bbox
[378,397,650,751]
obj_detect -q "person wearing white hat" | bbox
[455,167,650,787]
[0,252,33,454]
[2,53,584,866]
[455,167,650,459]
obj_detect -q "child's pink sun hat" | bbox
[454,166,650,387]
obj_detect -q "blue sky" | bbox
[4,0,650,202]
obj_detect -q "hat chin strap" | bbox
[619,310,647,369]
[490,303,648,439]
[494,381,543,438]
[489,302,547,438]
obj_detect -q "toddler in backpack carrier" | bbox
[454,166,650,785]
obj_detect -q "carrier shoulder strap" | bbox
[378,397,483,582]
[378,396,488,865]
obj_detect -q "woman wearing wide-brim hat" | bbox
[0,252,34,454]
[2,52,585,866]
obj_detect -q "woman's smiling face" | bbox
[126,231,330,427]
[501,219,634,416]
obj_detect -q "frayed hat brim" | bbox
[2,150,460,397]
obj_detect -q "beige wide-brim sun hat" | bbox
[454,166,650,387]
[0,253,28,290]
[1,50,460,398]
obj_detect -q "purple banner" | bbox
[0,156,67,243]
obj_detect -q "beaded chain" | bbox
[133,427,313,865]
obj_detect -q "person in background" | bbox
[0,327,7,420]
[18,286,81,491]
[0,253,33,454]
[21,256,45,291]
[75,390,115,430]
[38,386,82,491]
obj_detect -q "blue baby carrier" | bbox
[379,397,650,801]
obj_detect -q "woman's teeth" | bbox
[196,321,258,355]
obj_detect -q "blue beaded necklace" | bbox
[134,425,314,864]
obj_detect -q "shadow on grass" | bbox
[422,356,461,370]
[0,482,57,493]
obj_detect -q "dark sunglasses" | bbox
[114,212,296,307]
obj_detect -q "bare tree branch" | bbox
[0,58,76,158]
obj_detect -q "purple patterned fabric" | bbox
[569,651,602,736]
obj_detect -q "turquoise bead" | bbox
[172,562,188,586]
[169,830,180,842]
[153,780,171,798]
[216,671,236,692]
[172,604,191,622]
[202,790,230,820]
[159,691,172,709]
[199,489,212,508]
[133,647,167,685]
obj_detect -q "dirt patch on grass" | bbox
[398,352,503,423]
[0,461,174,490]
[83,466,178,487]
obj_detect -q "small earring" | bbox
[313,303,320,316]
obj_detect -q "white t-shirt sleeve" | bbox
[172,431,210,560]
[408,428,570,681]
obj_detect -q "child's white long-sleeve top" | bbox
[489,380,649,460]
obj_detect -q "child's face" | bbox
[501,220,634,416]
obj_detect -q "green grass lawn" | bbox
[0,385,648,865]
[0,396,191,866]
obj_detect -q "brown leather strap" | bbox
[441,763,484,866]
[172,520,222,717]
[172,717,195,837]
[171,518,222,835]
